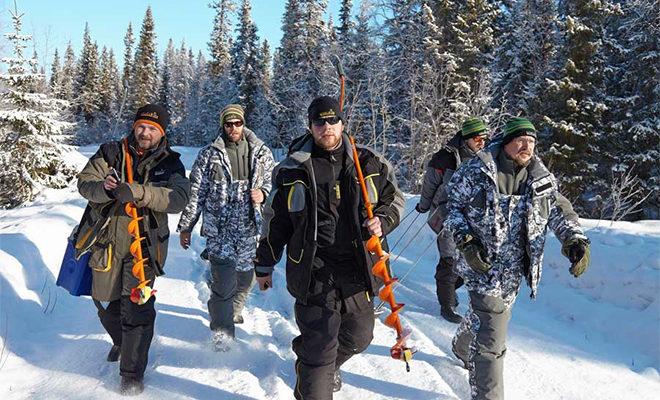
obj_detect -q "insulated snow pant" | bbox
[95,295,156,379]
[292,289,375,400]
[207,256,237,337]
[435,230,463,310]
[233,269,256,318]
[452,291,513,400]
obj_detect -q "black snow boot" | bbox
[441,307,463,324]
[333,369,342,392]
[107,344,121,362]
[120,376,144,396]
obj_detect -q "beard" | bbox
[316,134,342,150]
[511,152,532,167]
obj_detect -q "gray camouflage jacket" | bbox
[419,132,475,233]
[444,141,587,298]
[177,128,275,239]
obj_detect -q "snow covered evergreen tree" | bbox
[272,0,310,146]
[49,48,61,95]
[492,0,559,116]
[202,0,236,141]
[75,23,101,130]
[540,0,621,214]
[131,7,159,111]
[0,4,76,208]
[57,42,77,103]
[119,22,134,124]
[231,0,261,127]
[601,0,659,218]
[97,47,121,139]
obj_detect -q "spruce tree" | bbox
[0,4,76,208]
[49,48,61,95]
[59,42,76,102]
[231,0,261,126]
[76,23,101,127]
[541,0,621,213]
[132,7,159,110]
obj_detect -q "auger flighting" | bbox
[336,57,415,371]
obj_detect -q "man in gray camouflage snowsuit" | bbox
[445,117,591,400]
[416,117,489,323]
[177,104,275,348]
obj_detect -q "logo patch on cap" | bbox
[140,112,159,119]
[319,110,337,118]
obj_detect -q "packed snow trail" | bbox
[0,146,658,399]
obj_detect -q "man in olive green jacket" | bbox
[77,104,190,395]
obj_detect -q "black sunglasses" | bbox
[311,116,341,127]
[224,120,244,128]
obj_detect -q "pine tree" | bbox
[0,4,76,208]
[337,0,354,43]
[132,7,159,110]
[119,22,134,123]
[251,39,276,143]
[272,0,310,145]
[231,0,261,125]
[603,0,659,218]
[493,0,559,116]
[75,23,101,128]
[50,48,61,95]
[203,0,236,140]
[59,42,76,103]
[98,47,121,139]
[541,0,621,214]
[159,39,176,117]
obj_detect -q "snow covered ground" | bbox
[0,145,658,399]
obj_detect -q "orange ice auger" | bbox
[336,57,415,371]
[122,138,155,305]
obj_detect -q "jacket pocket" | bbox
[152,225,170,275]
[89,242,114,272]
[284,180,307,213]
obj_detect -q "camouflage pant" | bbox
[452,291,514,400]
[206,180,258,272]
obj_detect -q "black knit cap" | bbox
[307,96,344,123]
[133,104,170,134]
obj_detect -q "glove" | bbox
[458,236,491,273]
[113,182,145,204]
[562,237,591,278]
[415,203,428,213]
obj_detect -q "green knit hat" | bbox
[503,117,537,144]
[220,104,245,124]
[461,117,488,139]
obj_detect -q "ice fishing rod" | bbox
[335,56,415,371]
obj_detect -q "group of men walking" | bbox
[76,97,591,399]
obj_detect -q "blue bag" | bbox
[56,237,92,296]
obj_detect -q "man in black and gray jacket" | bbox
[254,96,405,400]
[416,118,489,323]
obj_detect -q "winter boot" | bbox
[441,307,463,324]
[333,369,342,392]
[120,376,144,396]
[212,330,234,352]
[107,344,121,362]
[233,314,244,324]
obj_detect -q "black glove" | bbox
[415,203,426,214]
[113,182,144,204]
[458,236,491,273]
[562,237,591,278]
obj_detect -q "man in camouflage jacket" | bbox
[77,104,191,395]
[445,118,591,400]
[177,104,275,347]
[416,118,490,323]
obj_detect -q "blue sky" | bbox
[1,0,344,68]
